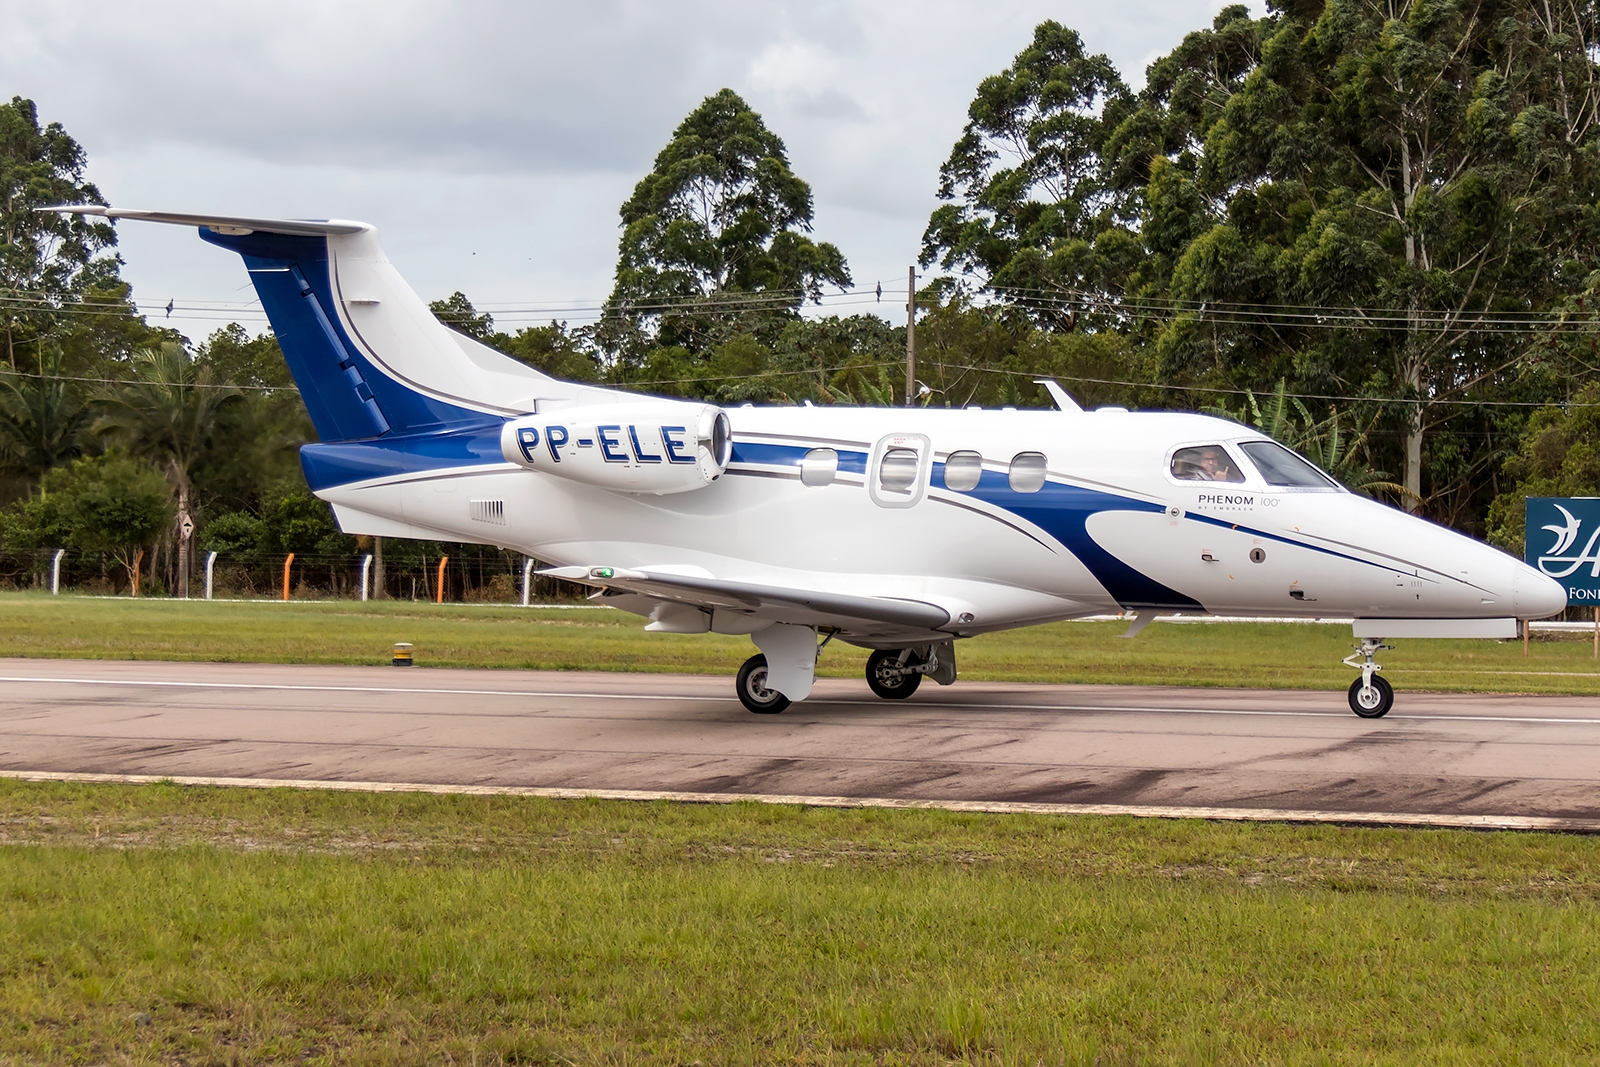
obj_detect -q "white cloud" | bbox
[0,0,1241,338]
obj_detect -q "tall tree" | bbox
[604,88,851,362]
[97,343,240,595]
[1121,2,1600,515]
[0,97,119,372]
[921,21,1133,313]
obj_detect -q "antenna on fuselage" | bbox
[1033,379,1083,413]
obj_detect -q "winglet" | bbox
[1034,378,1084,413]
[39,204,370,238]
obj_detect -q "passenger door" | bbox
[868,433,931,509]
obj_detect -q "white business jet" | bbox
[52,207,1566,718]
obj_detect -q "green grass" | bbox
[1,779,1598,1064]
[3,590,1600,694]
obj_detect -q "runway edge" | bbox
[3,769,1597,834]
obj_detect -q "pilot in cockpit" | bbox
[1171,445,1245,483]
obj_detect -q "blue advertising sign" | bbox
[1526,497,1600,604]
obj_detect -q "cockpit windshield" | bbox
[1237,440,1338,489]
[1170,445,1245,483]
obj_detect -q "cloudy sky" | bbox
[2,0,1235,340]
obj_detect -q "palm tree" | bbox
[0,346,93,494]
[1230,381,1408,501]
[97,342,240,596]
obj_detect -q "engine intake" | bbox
[501,401,731,494]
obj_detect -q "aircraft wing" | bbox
[540,565,952,632]
[40,205,369,237]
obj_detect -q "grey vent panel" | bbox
[469,499,506,525]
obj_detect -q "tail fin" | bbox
[43,206,600,442]
[200,223,516,441]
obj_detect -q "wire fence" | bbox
[0,545,590,604]
[6,544,1600,625]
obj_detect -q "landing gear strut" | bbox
[1342,638,1395,718]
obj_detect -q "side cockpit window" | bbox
[1170,445,1245,483]
[1238,440,1337,488]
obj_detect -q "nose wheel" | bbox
[1342,639,1395,718]
[1347,675,1394,717]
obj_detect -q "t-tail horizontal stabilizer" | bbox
[38,204,575,447]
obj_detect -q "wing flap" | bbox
[542,566,951,630]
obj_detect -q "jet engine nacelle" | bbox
[500,400,731,494]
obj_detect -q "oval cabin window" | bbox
[879,448,920,492]
[943,450,983,491]
[799,447,838,488]
[1008,452,1047,493]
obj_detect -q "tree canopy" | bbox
[921,21,1133,308]
[922,2,1600,525]
[6,15,1600,596]
[0,96,121,373]
[603,89,851,360]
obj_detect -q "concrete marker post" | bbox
[50,549,65,595]
[204,551,217,600]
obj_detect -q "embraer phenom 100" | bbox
[54,207,1566,719]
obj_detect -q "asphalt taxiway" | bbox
[2,657,1598,830]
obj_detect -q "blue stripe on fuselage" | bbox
[732,440,867,473]
[1185,511,1418,578]
[729,439,1201,610]
[957,466,1201,610]
[300,421,506,491]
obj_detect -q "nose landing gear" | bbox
[1343,638,1395,718]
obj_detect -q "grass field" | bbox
[3,591,1600,694]
[1,779,1597,1064]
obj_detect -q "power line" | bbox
[983,282,1600,335]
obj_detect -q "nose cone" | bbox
[1514,563,1568,619]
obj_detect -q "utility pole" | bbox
[177,509,194,598]
[905,265,916,407]
[373,536,386,600]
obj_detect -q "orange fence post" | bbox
[282,553,295,601]
[131,549,144,598]
[435,556,449,603]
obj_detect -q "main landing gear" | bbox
[1343,638,1395,718]
[866,649,923,699]
[736,641,956,713]
[736,654,790,714]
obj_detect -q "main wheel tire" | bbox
[866,649,923,700]
[737,654,790,714]
[1348,675,1394,718]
